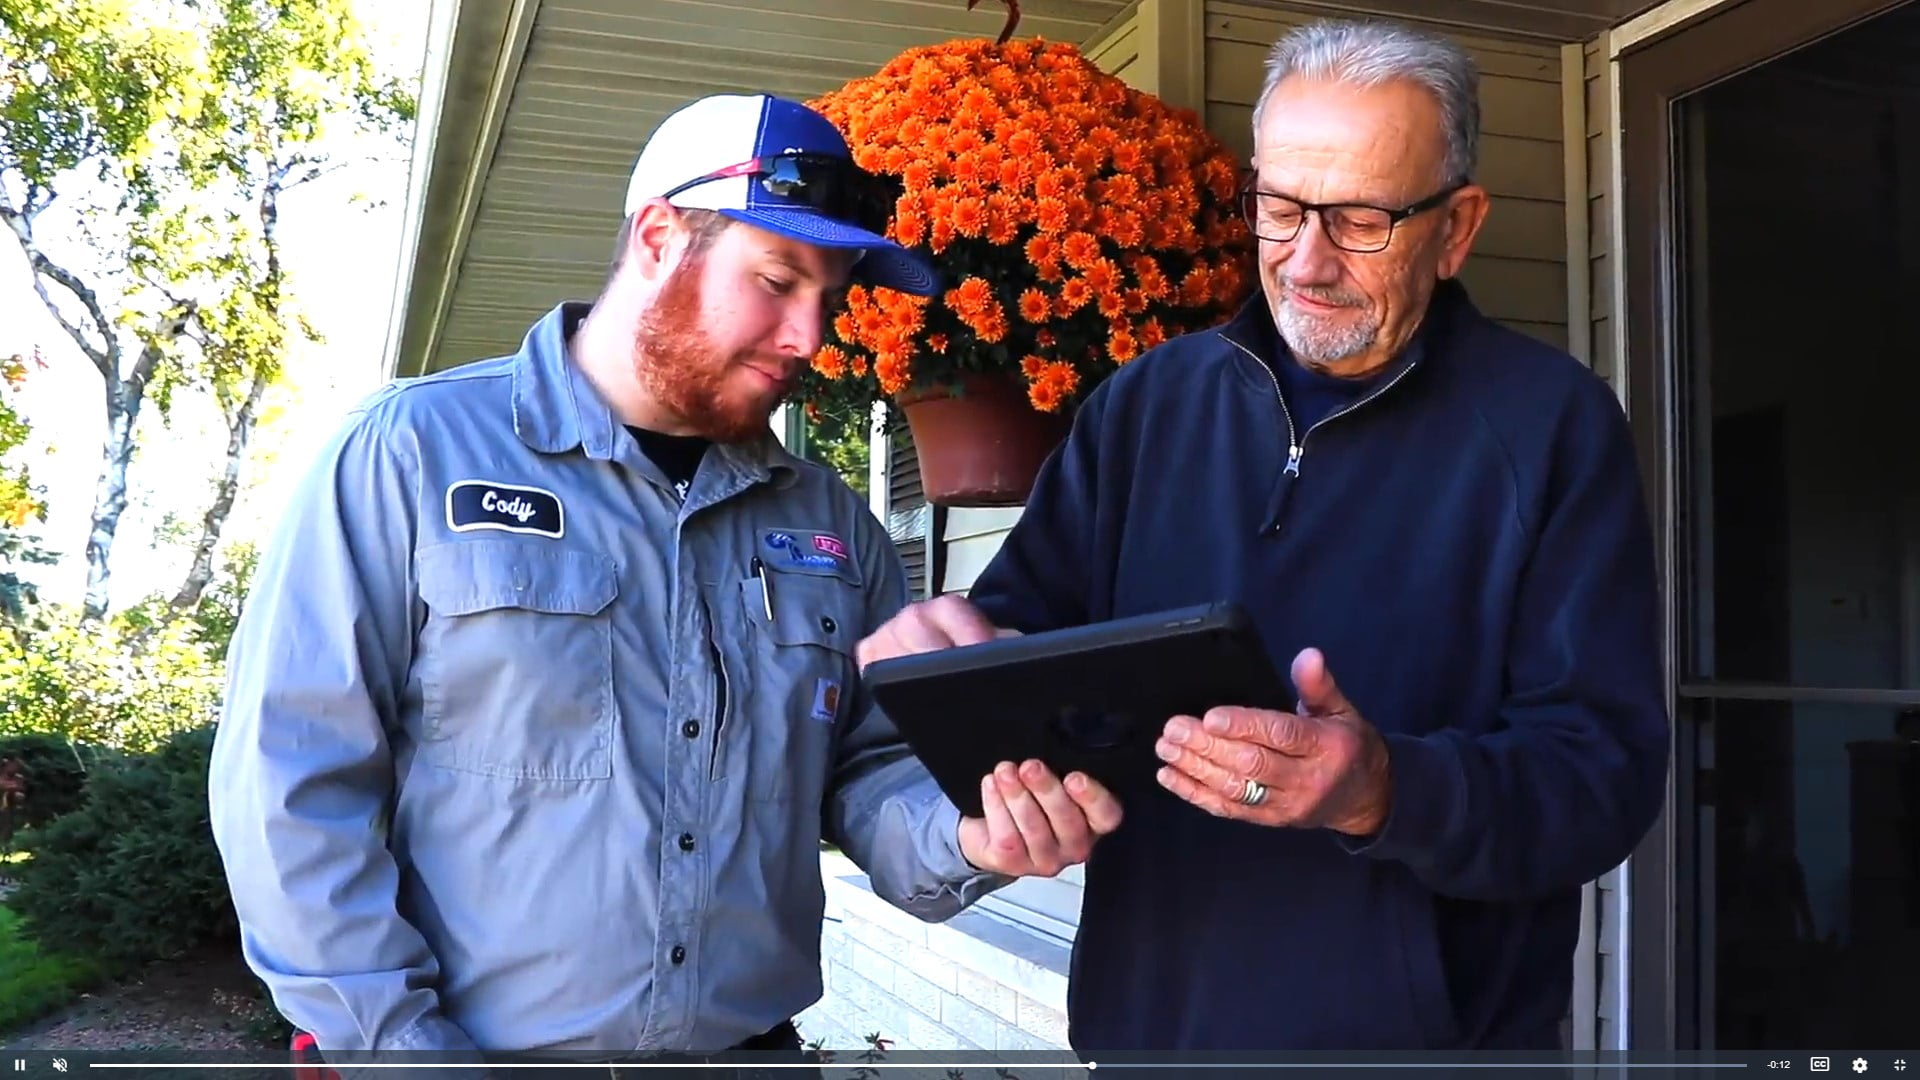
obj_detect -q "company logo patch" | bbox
[757,528,861,585]
[445,480,564,538]
[810,677,842,723]
[763,530,844,572]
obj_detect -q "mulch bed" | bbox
[2,940,285,1054]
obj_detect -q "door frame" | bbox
[1615,0,1916,1050]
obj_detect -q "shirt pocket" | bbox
[736,568,864,804]
[415,538,619,782]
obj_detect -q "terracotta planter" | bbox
[895,373,1070,507]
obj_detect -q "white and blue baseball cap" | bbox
[623,93,938,297]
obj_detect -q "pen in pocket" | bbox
[750,556,773,620]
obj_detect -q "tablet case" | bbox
[861,602,1292,819]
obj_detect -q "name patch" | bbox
[445,480,564,538]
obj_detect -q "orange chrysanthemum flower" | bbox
[798,36,1256,421]
[1060,232,1101,270]
[1018,288,1051,323]
[812,345,851,379]
[1026,360,1081,412]
[1055,278,1093,315]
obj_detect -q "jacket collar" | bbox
[1216,276,1475,387]
[510,302,800,491]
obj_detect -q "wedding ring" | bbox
[1238,778,1268,806]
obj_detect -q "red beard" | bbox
[632,258,782,444]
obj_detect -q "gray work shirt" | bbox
[210,302,1006,1060]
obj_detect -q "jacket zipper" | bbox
[1223,334,1420,531]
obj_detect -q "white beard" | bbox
[1274,295,1380,366]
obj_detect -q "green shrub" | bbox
[0,732,116,843]
[7,725,236,970]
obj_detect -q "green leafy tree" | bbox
[802,406,873,501]
[0,0,415,620]
[119,538,257,661]
[0,347,56,625]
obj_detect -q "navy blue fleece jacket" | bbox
[965,279,1670,1054]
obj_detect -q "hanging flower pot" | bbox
[895,372,1070,506]
[793,24,1257,507]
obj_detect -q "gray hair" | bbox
[1251,19,1481,186]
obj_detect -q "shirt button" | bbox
[681,720,699,739]
[820,615,837,634]
[678,833,695,852]
[670,945,686,965]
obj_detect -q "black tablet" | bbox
[861,602,1292,819]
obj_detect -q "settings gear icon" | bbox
[1854,1059,1870,1074]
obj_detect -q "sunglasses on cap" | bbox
[661,152,892,236]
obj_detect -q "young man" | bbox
[210,93,1121,1071]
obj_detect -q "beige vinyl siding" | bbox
[1205,1,1572,352]
[1584,34,1621,393]
[1084,1,1146,87]
[940,508,1026,596]
[1581,30,1628,1055]
[1093,24,1145,84]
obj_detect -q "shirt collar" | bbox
[510,301,801,489]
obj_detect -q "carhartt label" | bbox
[811,677,842,723]
[445,480,564,538]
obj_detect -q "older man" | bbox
[855,19,1668,1053]
[211,92,1120,1072]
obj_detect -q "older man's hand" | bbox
[855,596,1125,876]
[1154,647,1393,836]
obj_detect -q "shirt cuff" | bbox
[930,797,1014,895]
[328,1017,486,1080]
[1334,731,1465,867]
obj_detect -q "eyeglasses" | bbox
[1237,177,1466,253]
[662,152,892,236]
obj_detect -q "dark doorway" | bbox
[1668,0,1920,1049]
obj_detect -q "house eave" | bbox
[384,0,543,380]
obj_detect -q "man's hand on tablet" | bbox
[856,595,1123,878]
[854,593,1014,670]
[956,758,1123,877]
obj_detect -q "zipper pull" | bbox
[1284,444,1302,476]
